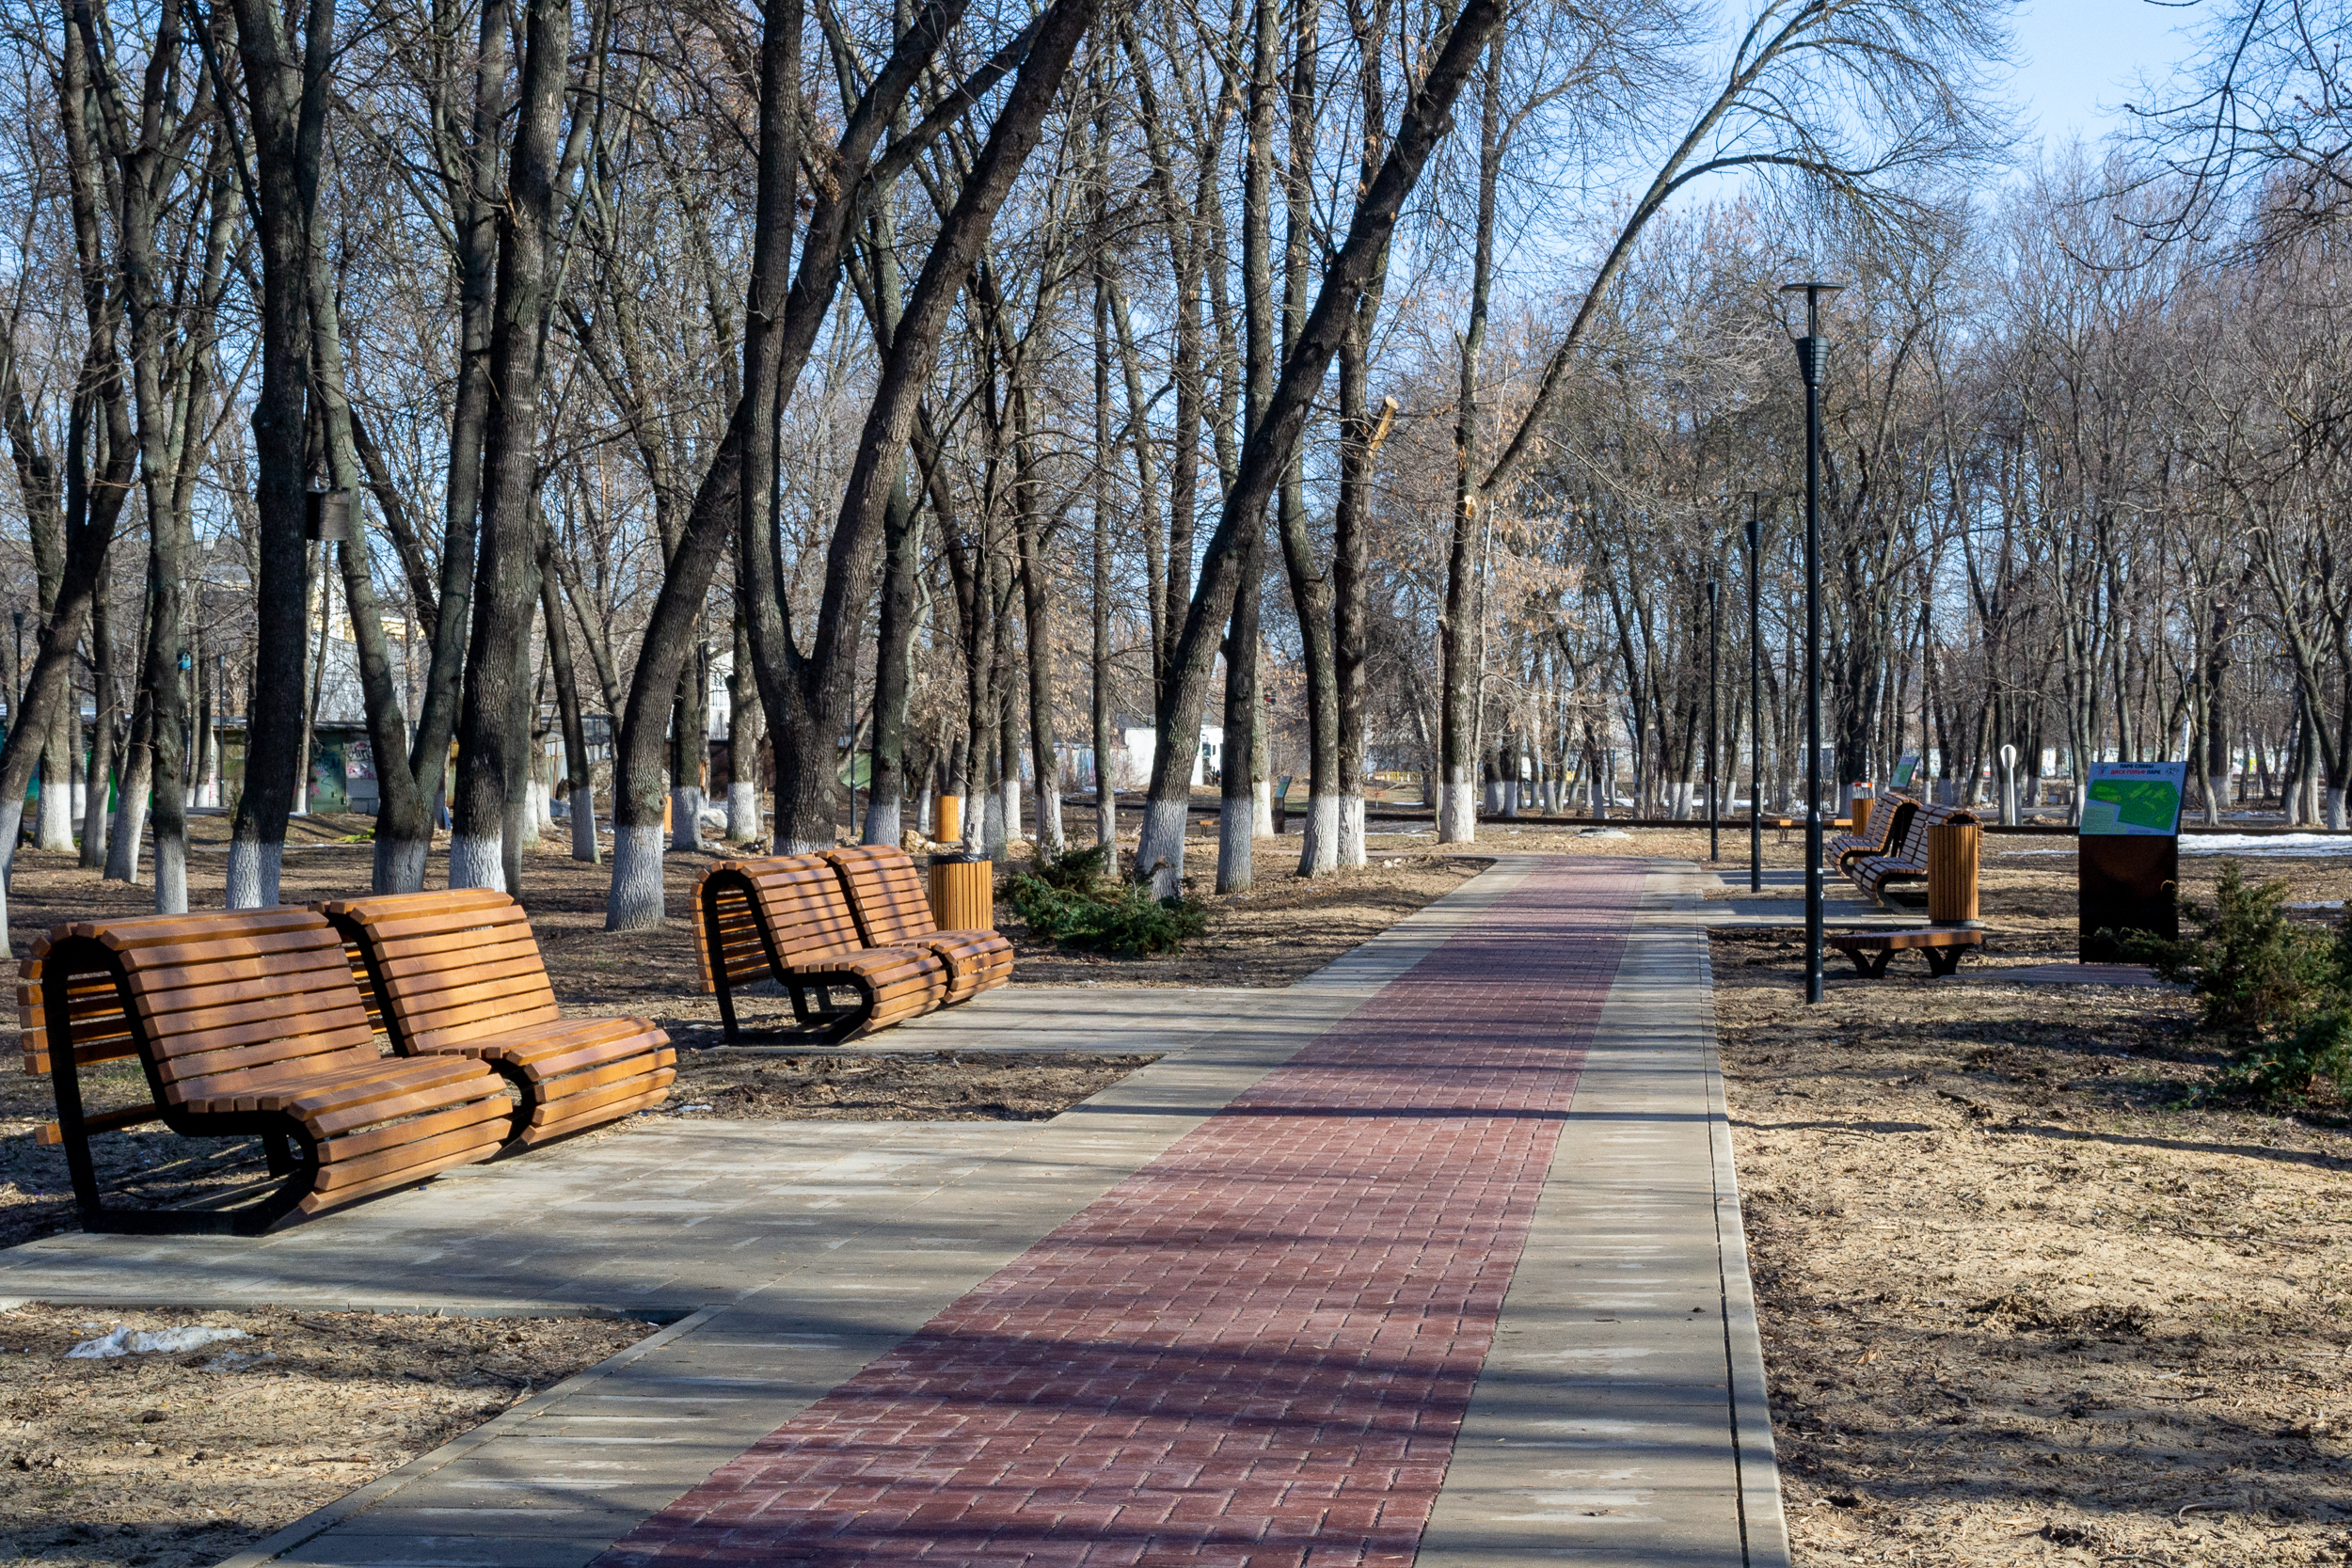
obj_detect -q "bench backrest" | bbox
[706,855,869,972]
[1884,801,1979,863]
[41,909,382,1106]
[693,863,777,993]
[317,889,561,1054]
[823,846,938,945]
[1861,798,1917,857]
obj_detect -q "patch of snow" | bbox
[68,1324,248,1359]
[1578,828,1631,840]
[2182,832,2352,857]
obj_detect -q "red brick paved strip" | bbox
[599,857,1645,1567]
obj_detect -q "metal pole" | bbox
[1747,507,1763,894]
[1707,578,1720,861]
[1795,289,1831,1004]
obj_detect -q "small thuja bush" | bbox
[2126,860,2352,1101]
[1005,846,1209,958]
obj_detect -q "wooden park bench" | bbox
[317,889,676,1150]
[1848,801,1980,903]
[1825,927,1984,977]
[19,908,511,1235]
[692,855,950,1044]
[1826,796,1917,872]
[822,846,1015,1006]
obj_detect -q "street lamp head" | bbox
[1778,278,1849,334]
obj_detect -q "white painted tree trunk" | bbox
[571,782,599,863]
[2327,785,2346,831]
[670,785,702,850]
[104,792,146,884]
[528,779,552,839]
[1216,794,1253,892]
[1438,775,1478,843]
[727,781,760,843]
[36,760,73,851]
[1338,794,1366,867]
[1001,779,1022,843]
[606,823,665,930]
[1252,779,1273,837]
[1299,794,1339,876]
[225,840,281,908]
[1136,792,1188,897]
[153,834,185,913]
[448,832,504,891]
[2204,774,2226,827]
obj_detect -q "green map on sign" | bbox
[2087,777,2180,832]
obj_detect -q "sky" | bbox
[2005,0,2213,152]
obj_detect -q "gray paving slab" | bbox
[1416,867,1789,1568]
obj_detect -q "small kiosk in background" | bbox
[2078,760,2186,961]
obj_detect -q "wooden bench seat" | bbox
[692,856,950,1044]
[1825,927,1984,977]
[317,889,675,1149]
[1850,802,1979,901]
[1826,797,1915,870]
[823,845,1015,1005]
[21,908,511,1235]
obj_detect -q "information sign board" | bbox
[2079,760,2185,837]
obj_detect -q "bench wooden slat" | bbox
[316,890,672,1149]
[823,847,1015,1007]
[21,909,510,1234]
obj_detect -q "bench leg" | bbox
[1923,945,1965,977]
[262,1132,296,1177]
[715,974,742,1045]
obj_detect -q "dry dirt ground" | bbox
[1716,841,2352,1567]
[645,1049,1157,1124]
[0,1302,652,1568]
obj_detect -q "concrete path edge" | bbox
[1699,929,1792,1568]
[210,1307,723,1568]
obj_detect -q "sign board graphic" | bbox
[2079,760,2185,837]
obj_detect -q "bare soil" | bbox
[647,1050,1157,1123]
[1715,911,2352,1565]
[0,1302,652,1568]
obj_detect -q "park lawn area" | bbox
[1715,845,2352,1567]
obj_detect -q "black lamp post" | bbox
[1783,278,1844,1005]
[1742,494,1769,895]
[1707,577,1720,862]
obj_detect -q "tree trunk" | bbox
[752,0,1102,856]
[448,0,567,892]
[80,579,114,869]
[1134,0,1506,893]
[105,691,152,884]
[1437,43,1502,846]
[542,546,598,861]
[724,606,761,847]
[225,0,335,907]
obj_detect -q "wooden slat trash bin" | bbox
[1928,822,1982,928]
[22,908,511,1235]
[927,852,996,938]
[317,889,676,1150]
[691,855,951,1044]
[827,846,1013,1006]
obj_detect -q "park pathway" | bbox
[2,856,1784,1567]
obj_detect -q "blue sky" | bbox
[2006,0,2211,150]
